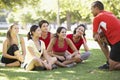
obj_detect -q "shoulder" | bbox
[28,39,33,43]
[51,37,57,41]
[27,39,34,47]
[50,32,54,38]
[40,40,45,44]
[65,38,73,45]
[3,38,9,44]
[50,37,57,45]
[95,11,108,19]
[65,38,71,42]
[67,34,72,38]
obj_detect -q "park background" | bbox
[0,0,120,80]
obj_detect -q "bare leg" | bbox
[97,40,109,61]
[14,50,24,63]
[43,51,57,66]
[55,61,66,67]
[26,59,37,71]
[109,59,120,70]
[63,53,81,64]
[62,59,76,65]
[6,61,20,67]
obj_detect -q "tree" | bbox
[1,0,120,30]
[103,0,120,18]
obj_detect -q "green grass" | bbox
[0,49,120,80]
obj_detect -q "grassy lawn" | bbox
[0,30,120,80]
[0,49,120,80]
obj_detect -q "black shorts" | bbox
[110,41,120,62]
[1,44,19,64]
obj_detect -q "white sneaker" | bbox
[20,62,27,68]
[0,62,5,67]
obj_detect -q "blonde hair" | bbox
[7,23,18,43]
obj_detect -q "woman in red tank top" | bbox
[67,24,90,61]
[47,27,79,67]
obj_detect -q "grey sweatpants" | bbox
[81,51,91,60]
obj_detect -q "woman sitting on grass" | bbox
[67,24,91,62]
[47,27,79,67]
[24,25,57,71]
[0,23,26,67]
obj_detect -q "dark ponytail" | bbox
[27,32,32,40]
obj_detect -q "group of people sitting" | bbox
[0,20,91,71]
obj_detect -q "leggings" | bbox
[1,44,19,64]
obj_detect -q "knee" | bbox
[109,59,119,70]
[31,58,39,63]
[81,51,91,60]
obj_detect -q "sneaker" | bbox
[98,63,109,69]
[21,62,26,68]
[66,62,77,68]
[52,64,58,69]
[0,62,5,67]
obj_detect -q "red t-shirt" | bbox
[93,11,120,45]
[39,32,51,49]
[67,34,84,54]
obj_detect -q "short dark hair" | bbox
[92,1,104,10]
[38,20,49,28]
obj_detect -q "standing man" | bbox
[91,1,120,70]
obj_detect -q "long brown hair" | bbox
[7,24,16,43]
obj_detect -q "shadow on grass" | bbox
[0,49,120,80]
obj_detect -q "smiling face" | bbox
[32,27,41,38]
[11,25,19,34]
[58,28,66,39]
[76,26,85,36]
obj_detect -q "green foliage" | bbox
[0,0,120,29]
[0,32,6,36]
[103,0,120,19]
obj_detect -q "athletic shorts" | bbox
[110,41,120,62]
[1,44,20,64]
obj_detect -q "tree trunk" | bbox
[66,11,71,30]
